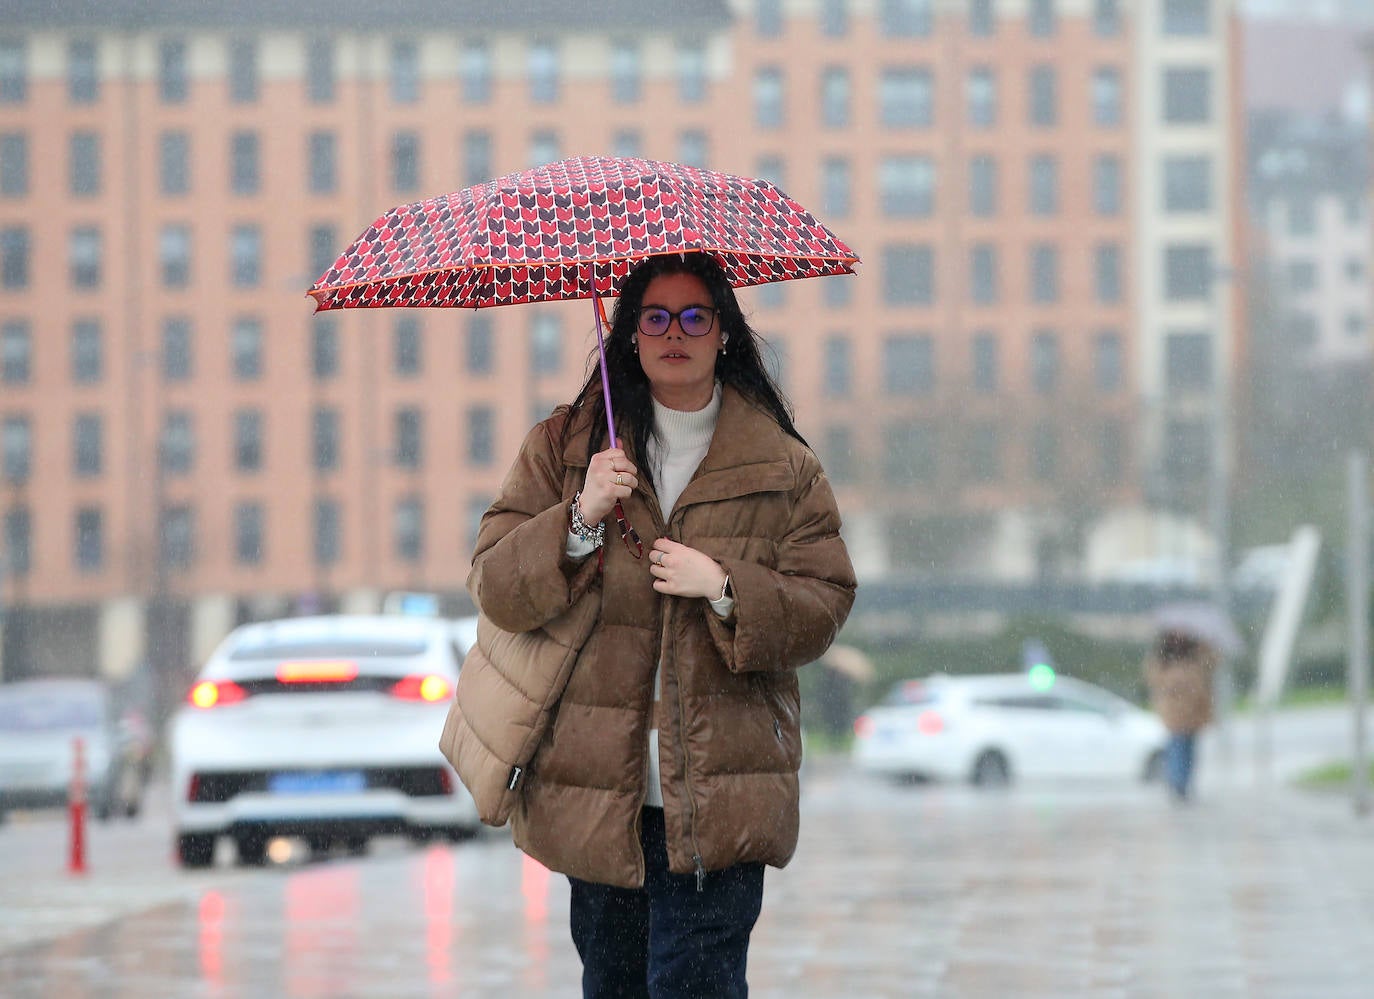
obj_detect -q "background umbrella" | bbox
[1152,602,1244,657]
[308,155,859,448]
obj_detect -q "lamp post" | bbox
[1209,263,1237,772]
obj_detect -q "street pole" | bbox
[1210,265,1235,777]
[1348,451,1370,817]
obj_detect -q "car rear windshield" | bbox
[0,691,104,731]
[883,680,938,706]
[228,638,429,661]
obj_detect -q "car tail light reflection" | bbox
[277,660,359,683]
[916,710,944,735]
[390,674,452,702]
[188,680,248,709]
[853,714,874,739]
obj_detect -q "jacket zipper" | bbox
[665,509,707,892]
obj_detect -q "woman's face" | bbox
[633,271,725,411]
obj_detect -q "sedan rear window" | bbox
[883,680,937,706]
[0,691,104,731]
[228,638,429,661]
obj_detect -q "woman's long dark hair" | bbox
[561,253,806,493]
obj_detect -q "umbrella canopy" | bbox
[307,156,859,312]
[1152,602,1244,657]
[821,644,876,683]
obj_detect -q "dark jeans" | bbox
[568,807,764,999]
[1165,731,1198,799]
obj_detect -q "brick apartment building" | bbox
[0,0,1244,685]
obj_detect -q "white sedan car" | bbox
[170,614,480,868]
[852,673,1167,787]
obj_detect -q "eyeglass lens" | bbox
[637,307,716,337]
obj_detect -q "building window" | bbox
[309,223,337,280]
[1094,329,1123,392]
[1,132,26,196]
[460,40,491,103]
[1163,68,1210,124]
[530,313,562,374]
[1165,330,1212,392]
[308,131,336,194]
[880,0,933,37]
[234,502,263,565]
[1028,0,1057,37]
[967,67,996,127]
[1165,418,1210,482]
[160,411,194,476]
[392,131,420,193]
[1029,155,1058,215]
[75,508,103,571]
[1286,259,1317,293]
[468,405,495,465]
[611,40,640,103]
[1,416,30,483]
[232,317,263,379]
[1094,0,1121,36]
[824,335,852,398]
[307,38,335,104]
[822,424,855,484]
[882,244,935,305]
[229,38,258,103]
[1,226,29,288]
[160,224,191,287]
[822,157,851,218]
[70,226,101,289]
[755,155,785,190]
[391,40,419,103]
[1,319,29,383]
[73,413,102,477]
[1030,330,1059,394]
[821,0,849,36]
[395,496,425,563]
[462,130,492,186]
[1164,0,1209,36]
[968,423,1001,482]
[466,314,493,374]
[883,421,936,485]
[159,131,189,195]
[613,129,641,158]
[1164,155,1210,213]
[880,156,935,216]
[970,244,999,304]
[71,319,102,383]
[665,130,702,169]
[234,409,262,472]
[314,498,341,566]
[163,317,192,380]
[969,155,997,216]
[1092,68,1121,126]
[677,43,706,103]
[529,41,559,103]
[3,507,29,576]
[1286,198,1316,236]
[312,317,338,379]
[393,316,422,376]
[1286,312,1318,346]
[1164,243,1212,301]
[1030,243,1059,303]
[0,39,26,103]
[313,408,340,471]
[231,131,259,195]
[529,129,559,168]
[1095,243,1123,303]
[1345,313,1366,337]
[969,0,996,36]
[159,38,188,104]
[231,225,261,287]
[1094,154,1122,215]
[1029,66,1056,126]
[1031,422,1058,482]
[160,505,195,570]
[821,67,850,128]
[879,67,934,127]
[754,67,784,128]
[972,331,998,393]
[1099,419,1124,485]
[883,334,935,395]
[69,131,101,196]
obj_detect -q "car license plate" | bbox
[268,770,366,794]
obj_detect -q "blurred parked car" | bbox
[852,673,1167,787]
[169,614,480,868]
[0,678,147,823]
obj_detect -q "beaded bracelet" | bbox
[569,491,606,547]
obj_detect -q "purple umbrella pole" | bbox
[592,284,617,446]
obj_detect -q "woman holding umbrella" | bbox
[458,251,855,997]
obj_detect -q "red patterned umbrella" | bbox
[307,156,858,312]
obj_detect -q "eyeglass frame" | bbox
[636,305,719,338]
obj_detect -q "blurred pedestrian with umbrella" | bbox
[313,157,859,998]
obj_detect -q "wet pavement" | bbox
[0,753,1371,997]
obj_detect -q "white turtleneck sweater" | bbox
[565,382,733,808]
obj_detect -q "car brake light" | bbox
[277,660,359,683]
[390,674,452,702]
[917,709,944,735]
[853,714,874,739]
[188,680,248,709]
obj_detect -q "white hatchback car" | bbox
[170,614,480,868]
[852,673,1167,787]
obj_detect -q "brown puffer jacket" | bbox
[1144,649,1218,734]
[445,385,856,889]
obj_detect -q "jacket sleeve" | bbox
[706,455,857,674]
[467,419,601,635]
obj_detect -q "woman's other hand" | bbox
[648,539,728,600]
[580,440,638,523]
